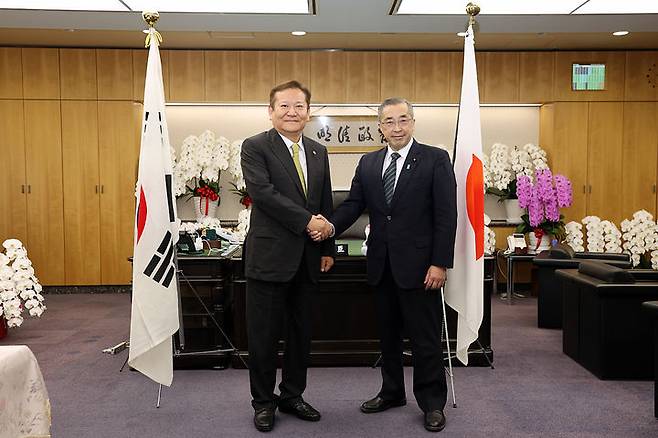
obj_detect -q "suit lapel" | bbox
[390,141,421,209]
[303,135,319,202]
[268,129,306,200]
[372,147,388,209]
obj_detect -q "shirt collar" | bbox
[277,132,304,151]
[386,137,414,161]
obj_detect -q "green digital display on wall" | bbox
[572,63,606,91]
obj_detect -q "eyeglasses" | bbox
[274,103,308,113]
[380,117,413,129]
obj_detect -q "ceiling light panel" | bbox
[396,0,589,15]
[125,0,311,14]
[572,0,658,14]
[0,1,128,11]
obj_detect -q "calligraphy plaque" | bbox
[305,115,386,153]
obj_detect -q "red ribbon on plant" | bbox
[241,195,252,208]
[533,227,544,250]
[196,185,219,215]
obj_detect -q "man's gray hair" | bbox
[378,97,414,121]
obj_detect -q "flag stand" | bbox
[176,267,249,369]
[440,287,457,408]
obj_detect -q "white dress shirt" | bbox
[278,132,308,185]
[381,137,414,191]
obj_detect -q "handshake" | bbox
[306,214,334,242]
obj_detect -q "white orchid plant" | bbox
[0,239,46,328]
[620,210,658,268]
[484,143,548,201]
[564,221,585,252]
[172,130,246,204]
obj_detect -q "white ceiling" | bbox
[0,0,656,50]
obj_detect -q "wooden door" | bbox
[24,100,65,285]
[587,102,624,223]
[61,100,101,284]
[545,102,589,222]
[0,100,28,244]
[621,102,658,219]
[98,101,141,284]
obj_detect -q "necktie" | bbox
[291,143,307,196]
[383,152,400,206]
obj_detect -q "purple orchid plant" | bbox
[516,169,573,247]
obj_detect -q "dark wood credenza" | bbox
[175,253,494,368]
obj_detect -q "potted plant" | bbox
[516,168,572,251]
[0,239,46,337]
[484,143,548,223]
[172,131,243,219]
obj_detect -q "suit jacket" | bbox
[332,140,457,289]
[241,128,334,283]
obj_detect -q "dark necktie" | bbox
[383,152,400,206]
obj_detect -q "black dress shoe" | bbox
[278,399,321,422]
[360,395,407,413]
[424,410,446,432]
[254,408,275,432]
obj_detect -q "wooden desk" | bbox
[229,255,494,367]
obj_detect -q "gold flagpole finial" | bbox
[466,2,480,26]
[142,11,163,47]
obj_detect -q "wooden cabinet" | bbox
[541,101,658,224]
[24,101,65,285]
[98,101,141,284]
[0,100,27,244]
[622,102,658,219]
[61,101,101,284]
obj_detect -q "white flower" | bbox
[0,240,45,328]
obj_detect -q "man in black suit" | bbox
[240,81,334,432]
[314,97,457,432]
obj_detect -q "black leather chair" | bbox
[556,261,658,379]
[642,300,658,417]
[332,190,368,240]
[533,245,631,328]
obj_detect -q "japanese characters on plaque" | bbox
[304,116,386,153]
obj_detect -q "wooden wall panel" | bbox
[61,101,101,285]
[310,51,346,103]
[539,104,554,149]
[240,51,275,102]
[483,52,519,103]
[587,102,624,223]
[275,51,310,88]
[0,48,23,98]
[380,52,415,101]
[346,52,380,103]
[0,100,27,244]
[621,102,657,218]
[554,51,625,101]
[60,49,97,99]
[519,52,555,103]
[169,50,204,102]
[24,100,64,285]
[98,101,141,284]
[548,102,589,222]
[449,52,486,103]
[414,52,451,103]
[96,49,133,100]
[22,48,60,99]
[133,49,169,101]
[204,51,241,102]
[624,51,658,101]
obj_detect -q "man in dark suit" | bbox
[314,97,457,432]
[240,81,334,432]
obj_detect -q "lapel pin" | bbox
[312,150,317,156]
[406,164,411,170]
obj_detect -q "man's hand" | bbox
[307,214,333,241]
[424,265,447,290]
[320,256,334,272]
